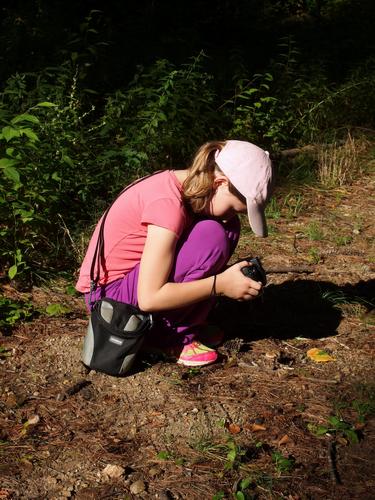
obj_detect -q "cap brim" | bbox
[247,199,268,237]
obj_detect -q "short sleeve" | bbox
[141,198,187,237]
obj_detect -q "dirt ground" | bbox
[1,174,374,500]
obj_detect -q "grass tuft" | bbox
[317,134,367,187]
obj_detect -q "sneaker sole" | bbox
[177,357,217,367]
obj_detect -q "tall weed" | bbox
[317,134,367,187]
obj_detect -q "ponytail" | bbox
[182,140,226,213]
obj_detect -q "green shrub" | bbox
[0,52,219,282]
[100,51,218,170]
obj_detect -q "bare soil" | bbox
[1,175,374,500]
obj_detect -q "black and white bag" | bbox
[81,177,154,376]
[82,297,152,376]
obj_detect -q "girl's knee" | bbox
[173,219,231,280]
[190,219,228,246]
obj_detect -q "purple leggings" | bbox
[86,217,240,347]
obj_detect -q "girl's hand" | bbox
[216,261,262,301]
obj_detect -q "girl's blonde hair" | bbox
[182,140,226,213]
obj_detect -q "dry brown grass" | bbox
[317,133,368,187]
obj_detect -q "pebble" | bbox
[102,464,125,479]
[130,480,146,495]
[148,467,160,477]
[61,486,74,498]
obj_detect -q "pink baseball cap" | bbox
[215,140,274,237]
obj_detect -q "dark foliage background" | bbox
[0,0,374,283]
[2,0,375,88]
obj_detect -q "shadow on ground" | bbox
[210,278,375,341]
[129,278,374,374]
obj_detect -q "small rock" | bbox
[156,493,171,500]
[61,486,74,498]
[130,480,146,495]
[148,467,159,477]
[45,476,58,487]
[27,414,40,425]
[102,464,125,479]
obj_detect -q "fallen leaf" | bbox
[19,415,40,437]
[27,415,40,425]
[250,423,267,432]
[227,423,241,434]
[102,464,125,479]
[336,436,348,446]
[0,490,13,499]
[307,348,335,362]
[278,434,289,445]
[354,421,365,430]
[18,456,33,470]
[265,352,277,359]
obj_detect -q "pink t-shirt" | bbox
[76,170,190,292]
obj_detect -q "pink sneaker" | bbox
[176,341,218,367]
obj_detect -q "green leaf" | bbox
[157,450,171,460]
[20,128,39,142]
[227,449,236,463]
[51,172,62,181]
[344,429,359,444]
[328,416,342,428]
[11,114,40,125]
[212,492,225,500]
[8,265,18,280]
[0,158,18,168]
[307,423,329,436]
[35,102,57,107]
[2,126,20,142]
[4,166,20,183]
[235,493,245,500]
[239,477,252,490]
[66,284,78,296]
[83,88,98,95]
[316,425,329,436]
[62,155,74,167]
[0,346,12,358]
[14,208,34,222]
[45,303,71,316]
[174,457,185,465]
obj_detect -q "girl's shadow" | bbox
[210,278,374,341]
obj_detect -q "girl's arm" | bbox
[137,224,261,312]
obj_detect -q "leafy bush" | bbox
[1,26,374,284]
[99,51,218,170]
[226,38,375,149]
[0,295,33,333]
[0,52,219,282]
[0,63,100,281]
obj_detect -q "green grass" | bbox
[304,221,324,241]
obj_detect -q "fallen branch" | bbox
[328,441,342,484]
[277,145,317,158]
[273,140,346,160]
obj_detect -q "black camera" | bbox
[241,257,267,286]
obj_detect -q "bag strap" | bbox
[89,171,162,306]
